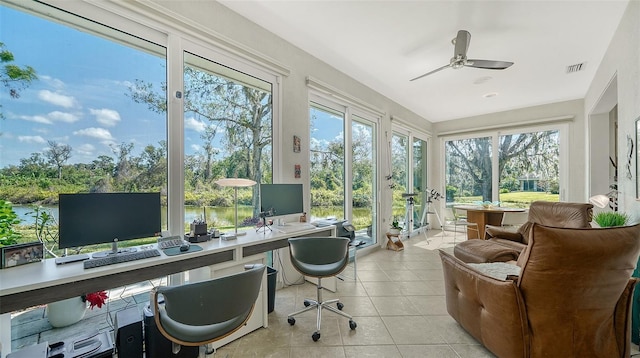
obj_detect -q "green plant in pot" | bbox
[593,211,629,227]
[388,217,403,235]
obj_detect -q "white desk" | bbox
[0,223,335,356]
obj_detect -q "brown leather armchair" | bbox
[484,201,594,252]
[440,223,640,357]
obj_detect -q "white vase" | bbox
[46,297,87,328]
[388,228,401,236]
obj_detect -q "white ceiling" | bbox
[219,0,628,122]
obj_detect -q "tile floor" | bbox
[10,229,640,357]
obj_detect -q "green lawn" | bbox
[452,191,559,208]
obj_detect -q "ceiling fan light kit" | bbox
[411,30,514,81]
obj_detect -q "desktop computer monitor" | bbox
[58,192,161,254]
[259,184,304,218]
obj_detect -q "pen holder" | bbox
[190,223,207,236]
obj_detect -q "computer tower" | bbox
[115,307,143,358]
[143,304,199,358]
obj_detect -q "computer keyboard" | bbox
[157,235,187,250]
[83,249,161,269]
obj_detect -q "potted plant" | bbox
[593,211,629,227]
[46,290,108,328]
[388,217,403,235]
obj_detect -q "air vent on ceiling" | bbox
[566,62,586,74]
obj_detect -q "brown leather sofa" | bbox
[440,223,640,357]
[454,201,593,263]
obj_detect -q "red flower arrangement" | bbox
[82,291,108,310]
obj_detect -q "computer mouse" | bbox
[179,242,190,252]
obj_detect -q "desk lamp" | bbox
[215,178,257,240]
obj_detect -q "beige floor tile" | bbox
[450,343,497,357]
[354,269,392,282]
[344,345,402,357]
[290,346,345,358]
[339,316,394,346]
[397,344,461,358]
[361,281,404,296]
[382,316,447,345]
[370,296,421,316]
[383,269,423,281]
[406,295,448,316]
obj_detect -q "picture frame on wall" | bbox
[293,135,301,153]
[1,241,44,269]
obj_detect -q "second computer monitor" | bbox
[260,183,303,217]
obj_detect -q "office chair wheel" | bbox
[337,302,344,310]
[312,332,321,341]
[349,320,357,330]
[304,300,311,307]
[287,317,296,325]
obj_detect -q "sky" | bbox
[1,4,166,167]
[0,4,345,169]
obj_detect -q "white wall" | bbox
[585,0,640,221]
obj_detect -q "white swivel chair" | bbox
[500,210,529,230]
[444,207,479,242]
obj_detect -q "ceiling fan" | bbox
[410,30,514,81]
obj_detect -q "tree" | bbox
[45,141,72,179]
[446,131,558,201]
[0,42,37,120]
[127,66,272,216]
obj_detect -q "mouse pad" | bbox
[163,244,203,256]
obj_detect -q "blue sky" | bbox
[0,4,345,169]
[0,5,167,167]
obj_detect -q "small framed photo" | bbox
[294,164,301,178]
[293,135,301,153]
[1,242,44,269]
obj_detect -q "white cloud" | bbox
[40,75,66,90]
[90,108,121,127]
[191,144,201,151]
[19,115,52,124]
[73,127,114,141]
[38,90,77,108]
[185,117,206,132]
[48,111,79,123]
[76,143,95,156]
[18,135,46,144]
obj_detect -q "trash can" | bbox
[267,266,277,313]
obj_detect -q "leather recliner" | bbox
[440,223,640,357]
[454,201,594,263]
[484,201,594,252]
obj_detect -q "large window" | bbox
[445,128,561,208]
[0,2,167,253]
[309,103,345,221]
[310,97,378,246]
[180,53,272,233]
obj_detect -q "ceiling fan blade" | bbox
[465,59,514,70]
[409,64,451,81]
[454,30,471,58]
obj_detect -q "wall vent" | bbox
[566,62,586,74]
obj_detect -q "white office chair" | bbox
[500,210,529,229]
[444,207,479,242]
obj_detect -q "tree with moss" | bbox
[1,42,37,120]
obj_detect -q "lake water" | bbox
[12,205,255,228]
